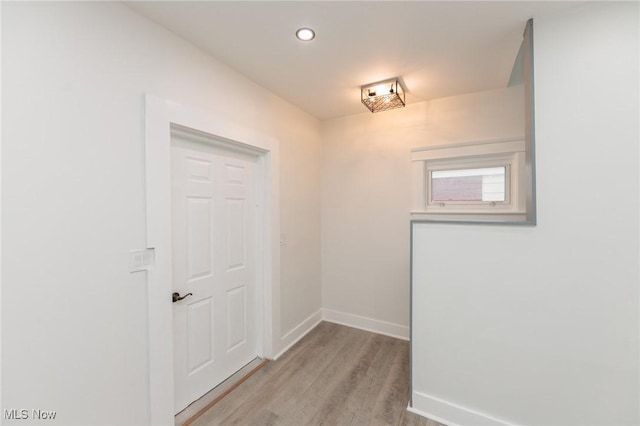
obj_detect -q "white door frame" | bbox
[144,95,280,426]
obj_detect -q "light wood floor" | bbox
[189,322,443,426]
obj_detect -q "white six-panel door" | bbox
[171,135,257,413]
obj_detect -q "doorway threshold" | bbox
[175,357,269,426]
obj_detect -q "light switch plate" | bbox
[130,248,155,273]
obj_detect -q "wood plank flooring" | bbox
[189,322,443,426]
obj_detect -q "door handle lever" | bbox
[172,292,193,303]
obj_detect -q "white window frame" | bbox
[426,155,514,212]
[411,138,526,222]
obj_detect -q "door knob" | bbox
[172,292,193,303]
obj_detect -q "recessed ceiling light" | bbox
[296,28,315,41]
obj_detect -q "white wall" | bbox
[412,3,639,425]
[1,2,321,425]
[321,86,524,337]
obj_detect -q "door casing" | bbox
[144,95,280,425]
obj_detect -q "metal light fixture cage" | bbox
[361,78,405,113]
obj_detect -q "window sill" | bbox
[410,211,528,224]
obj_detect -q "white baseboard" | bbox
[322,308,409,340]
[410,391,515,426]
[407,403,457,426]
[273,308,409,361]
[274,309,323,360]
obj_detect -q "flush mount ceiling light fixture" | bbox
[361,78,405,113]
[295,27,315,41]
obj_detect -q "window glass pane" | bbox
[431,167,505,202]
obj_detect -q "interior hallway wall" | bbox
[321,86,524,335]
[412,2,639,424]
[1,2,321,425]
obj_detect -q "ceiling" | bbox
[126,1,581,120]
